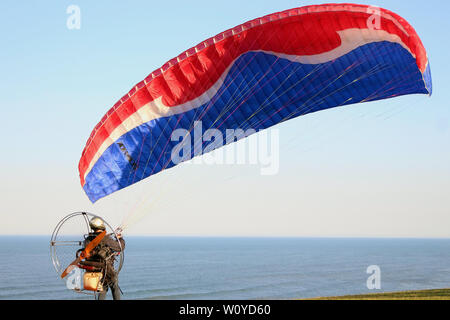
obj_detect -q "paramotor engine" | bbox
[49,212,124,294]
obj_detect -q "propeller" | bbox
[60,230,106,279]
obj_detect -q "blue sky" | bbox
[0,1,449,236]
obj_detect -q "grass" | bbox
[310,289,450,300]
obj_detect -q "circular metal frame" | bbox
[50,212,124,293]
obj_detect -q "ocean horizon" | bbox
[1,236,450,300]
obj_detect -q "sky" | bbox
[0,0,449,237]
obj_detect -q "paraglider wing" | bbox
[79,4,432,203]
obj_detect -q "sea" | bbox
[1,236,450,300]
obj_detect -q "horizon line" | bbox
[2,234,450,240]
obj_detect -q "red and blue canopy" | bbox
[79,3,432,203]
